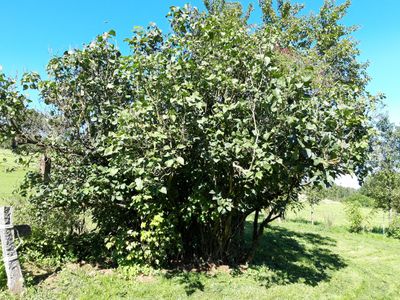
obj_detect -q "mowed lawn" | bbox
[0,149,400,299]
[287,200,391,231]
[3,217,399,299]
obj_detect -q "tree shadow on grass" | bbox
[164,270,206,296]
[22,262,62,287]
[287,217,324,226]
[164,225,346,294]
[237,225,347,288]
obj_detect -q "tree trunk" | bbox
[246,210,282,263]
[382,212,385,235]
[252,209,259,242]
[179,211,248,264]
[39,155,51,183]
[310,205,314,225]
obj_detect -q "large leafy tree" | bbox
[0,0,377,265]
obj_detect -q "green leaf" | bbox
[135,178,143,191]
[165,159,174,168]
[104,146,114,156]
[176,156,185,165]
[295,83,303,89]
[109,167,119,176]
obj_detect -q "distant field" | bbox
[0,148,29,204]
[287,200,390,231]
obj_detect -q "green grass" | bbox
[1,149,399,299]
[1,210,399,299]
[7,222,400,299]
[287,200,390,232]
[0,148,28,202]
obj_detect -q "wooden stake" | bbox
[0,207,24,294]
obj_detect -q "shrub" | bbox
[0,1,377,265]
[387,217,400,239]
[13,196,105,264]
[345,202,364,233]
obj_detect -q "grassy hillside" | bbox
[0,148,29,204]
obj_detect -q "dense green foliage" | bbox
[345,202,364,233]
[344,193,378,233]
[0,0,377,266]
[362,170,400,214]
[368,115,400,172]
[324,184,356,202]
[344,192,374,207]
[387,217,400,239]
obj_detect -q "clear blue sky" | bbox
[1,0,399,124]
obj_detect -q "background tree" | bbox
[304,185,326,225]
[369,115,400,171]
[361,115,400,229]
[0,1,378,266]
[362,171,400,228]
[324,184,356,202]
[344,192,374,208]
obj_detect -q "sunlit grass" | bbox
[1,149,399,299]
[0,148,30,205]
[1,219,398,299]
[287,200,390,232]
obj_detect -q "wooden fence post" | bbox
[0,207,24,294]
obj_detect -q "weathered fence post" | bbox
[0,207,24,294]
